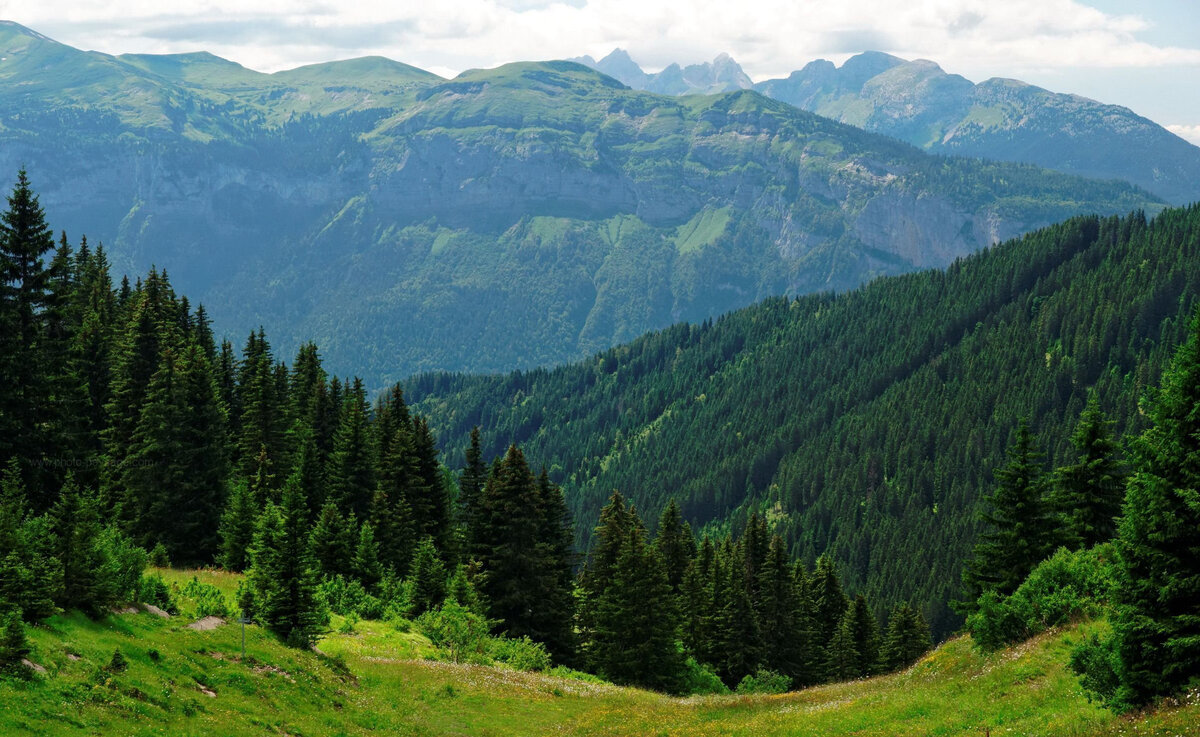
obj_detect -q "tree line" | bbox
[0,170,928,691]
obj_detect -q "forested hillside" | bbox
[0,21,1163,387]
[405,205,1200,635]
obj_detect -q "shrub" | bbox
[320,575,385,620]
[180,578,231,619]
[488,635,551,672]
[105,649,128,673]
[682,657,729,695]
[138,573,178,615]
[147,543,171,568]
[736,668,791,695]
[966,544,1113,651]
[1070,632,1121,708]
[416,601,490,664]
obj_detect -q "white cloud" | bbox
[1167,124,1200,146]
[4,0,1198,84]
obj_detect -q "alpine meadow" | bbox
[1,6,1199,737]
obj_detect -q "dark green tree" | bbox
[882,602,931,671]
[1054,396,1127,548]
[409,535,447,616]
[309,501,355,579]
[825,610,860,682]
[960,421,1056,607]
[326,378,376,520]
[352,522,384,592]
[218,481,257,572]
[654,498,695,595]
[848,594,881,678]
[1102,311,1200,709]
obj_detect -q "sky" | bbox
[3,0,1199,143]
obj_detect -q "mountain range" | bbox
[0,21,1163,388]
[574,49,1200,206]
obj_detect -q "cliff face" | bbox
[0,25,1163,386]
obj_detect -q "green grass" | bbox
[2,570,1197,735]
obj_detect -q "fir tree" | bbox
[218,481,257,572]
[1054,396,1127,549]
[534,468,577,664]
[825,610,860,682]
[882,602,931,671]
[591,522,685,693]
[446,563,485,615]
[410,417,450,553]
[369,488,414,576]
[459,426,487,544]
[409,536,447,616]
[960,420,1057,607]
[810,554,848,680]
[757,535,805,683]
[246,474,327,648]
[310,502,355,579]
[49,475,115,614]
[1104,310,1200,709]
[326,378,376,520]
[0,606,30,673]
[654,498,695,594]
[353,522,384,592]
[848,594,881,678]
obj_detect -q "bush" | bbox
[138,573,178,615]
[147,543,171,568]
[320,575,385,620]
[1070,632,1121,709]
[488,635,551,672]
[966,545,1113,651]
[97,527,148,605]
[180,578,231,619]
[105,649,128,673]
[736,668,790,695]
[682,657,729,695]
[416,601,490,664]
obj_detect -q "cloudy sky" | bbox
[4,0,1199,143]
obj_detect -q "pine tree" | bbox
[654,498,695,595]
[310,502,354,579]
[825,610,860,682]
[446,563,485,615]
[590,523,685,693]
[410,417,450,553]
[960,420,1057,607]
[218,481,257,572]
[353,522,384,592]
[848,594,881,677]
[246,474,327,648]
[236,329,287,490]
[0,170,61,506]
[326,378,376,520]
[49,475,115,614]
[369,488,414,576]
[810,555,848,680]
[1054,396,1127,549]
[68,244,115,489]
[882,602,931,671]
[1105,310,1200,709]
[757,535,805,683]
[409,536,447,616]
[459,426,487,544]
[0,461,60,620]
[0,606,30,673]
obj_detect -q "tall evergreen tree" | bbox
[246,474,327,647]
[534,468,577,664]
[757,535,806,683]
[369,488,415,576]
[847,594,881,678]
[352,522,384,592]
[0,170,60,505]
[1054,396,1127,549]
[309,501,354,579]
[590,522,685,693]
[326,378,376,520]
[654,499,695,595]
[49,475,115,615]
[218,481,257,572]
[960,420,1057,607]
[1104,310,1200,709]
[825,610,861,682]
[236,329,287,490]
[882,602,931,671]
[459,426,487,545]
[409,535,447,616]
[810,554,849,680]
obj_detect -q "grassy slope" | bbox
[1,570,1196,736]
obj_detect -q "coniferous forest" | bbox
[1,165,1199,719]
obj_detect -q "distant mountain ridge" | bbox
[0,22,1163,389]
[572,48,1200,205]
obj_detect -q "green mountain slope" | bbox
[0,21,1163,388]
[404,205,1200,635]
[3,586,1195,736]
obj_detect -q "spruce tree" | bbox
[654,498,695,595]
[410,417,450,553]
[1104,310,1200,709]
[246,474,327,647]
[825,610,860,682]
[1054,396,1127,549]
[326,378,376,520]
[353,522,384,592]
[0,606,30,673]
[310,502,354,579]
[534,468,577,664]
[0,170,60,506]
[369,488,414,576]
[0,462,60,620]
[591,523,685,693]
[757,535,805,683]
[218,481,257,572]
[848,594,881,677]
[882,602,931,671]
[49,475,115,614]
[409,536,447,616]
[236,329,287,491]
[960,420,1056,607]
[459,426,487,544]
[810,555,849,680]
